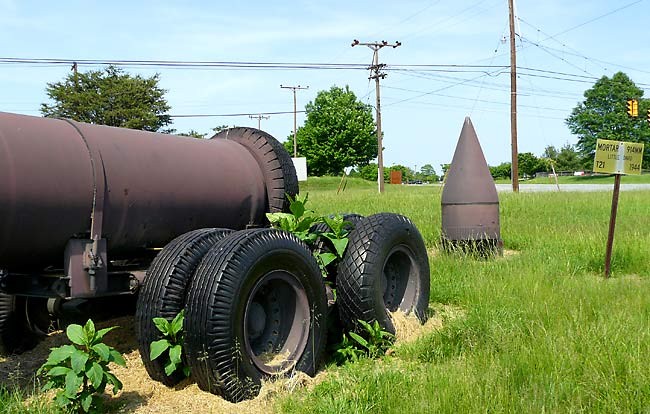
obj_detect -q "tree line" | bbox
[40,67,649,179]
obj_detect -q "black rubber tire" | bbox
[185,228,327,402]
[0,293,19,355]
[211,127,298,214]
[336,213,430,335]
[135,228,233,386]
[0,294,44,355]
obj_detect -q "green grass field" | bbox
[2,177,649,413]
[278,178,650,413]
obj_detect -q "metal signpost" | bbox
[593,139,644,277]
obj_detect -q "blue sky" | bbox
[1,0,648,175]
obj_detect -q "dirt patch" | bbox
[3,305,463,413]
[391,304,465,345]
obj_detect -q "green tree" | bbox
[41,65,171,132]
[212,125,230,134]
[489,162,511,180]
[440,163,451,178]
[518,152,547,178]
[419,164,438,182]
[356,163,378,181]
[177,130,207,139]
[566,72,650,168]
[286,86,377,176]
[543,144,584,172]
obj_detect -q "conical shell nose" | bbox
[442,117,498,204]
[441,117,501,246]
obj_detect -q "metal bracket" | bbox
[63,120,108,298]
[65,238,108,297]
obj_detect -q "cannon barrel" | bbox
[0,112,295,268]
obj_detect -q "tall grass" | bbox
[280,179,650,413]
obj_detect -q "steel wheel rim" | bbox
[244,271,310,375]
[381,245,418,313]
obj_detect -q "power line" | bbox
[0,56,510,71]
[468,0,645,67]
[170,110,304,118]
[552,0,643,39]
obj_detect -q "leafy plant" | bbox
[38,319,125,413]
[266,194,321,244]
[267,194,353,275]
[315,214,351,268]
[334,319,395,364]
[150,310,189,377]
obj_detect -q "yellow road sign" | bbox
[593,139,644,175]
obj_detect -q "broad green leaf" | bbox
[349,332,369,348]
[283,215,298,231]
[94,326,117,343]
[82,319,96,342]
[326,236,349,258]
[289,198,306,218]
[183,366,191,377]
[171,310,184,336]
[47,366,72,377]
[169,344,182,365]
[323,215,345,235]
[153,317,171,334]
[64,370,82,397]
[318,252,337,267]
[87,362,104,389]
[164,359,176,376]
[45,344,76,365]
[41,380,55,392]
[149,339,171,361]
[302,231,318,244]
[358,319,373,332]
[66,324,85,346]
[92,343,111,361]
[70,349,89,374]
[109,349,126,367]
[54,392,70,408]
[81,393,93,412]
[105,372,123,394]
[266,212,294,228]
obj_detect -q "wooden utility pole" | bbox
[280,84,309,157]
[71,62,79,89]
[249,114,269,129]
[508,0,519,192]
[352,39,401,194]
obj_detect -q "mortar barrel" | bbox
[0,112,269,268]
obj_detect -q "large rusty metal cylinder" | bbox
[441,117,502,254]
[0,112,294,268]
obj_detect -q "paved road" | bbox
[495,184,650,193]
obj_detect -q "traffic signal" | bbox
[626,99,639,117]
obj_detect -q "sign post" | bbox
[593,139,644,278]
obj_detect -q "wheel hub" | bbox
[244,271,310,375]
[247,302,267,340]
